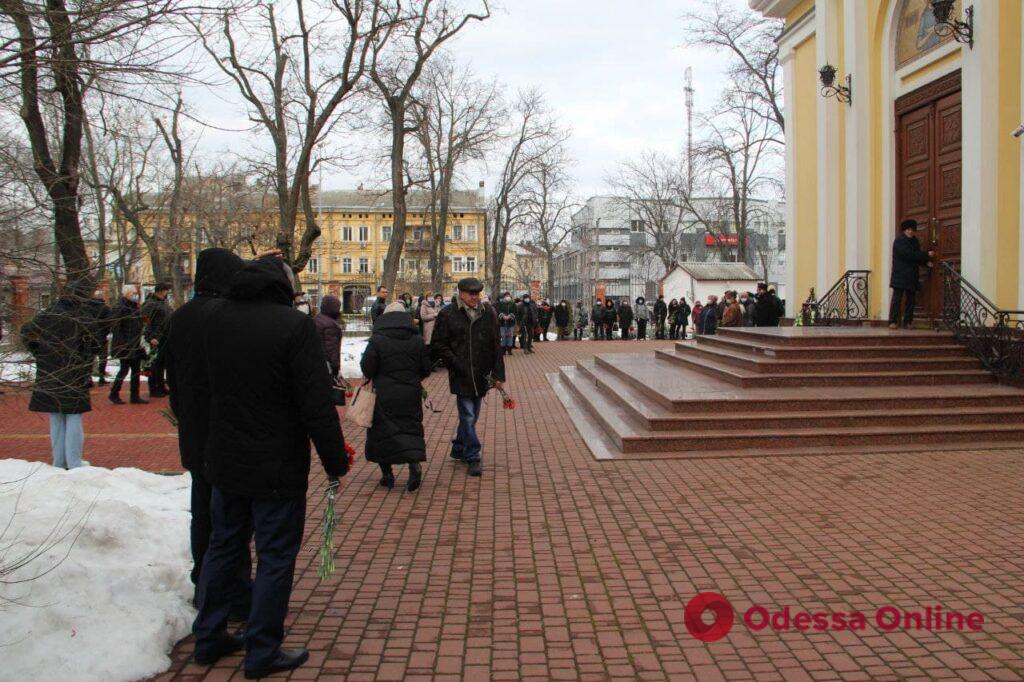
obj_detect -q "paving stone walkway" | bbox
[3,339,1024,680]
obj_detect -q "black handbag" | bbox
[329,362,348,406]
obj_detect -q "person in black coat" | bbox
[618,300,634,340]
[699,296,719,335]
[674,297,692,340]
[164,248,251,615]
[361,303,432,491]
[889,219,934,328]
[590,299,604,340]
[142,283,172,397]
[192,257,349,679]
[752,284,779,327]
[516,294,538,354]
[653,295,668,339]
[602,299,617,340]
[109,286,147,404]
[431,277,506,478]
[83,292,113,386]
[314,294,344,378]
[21,291,93,469]
[668,299,680,339]
[370,285,388,322]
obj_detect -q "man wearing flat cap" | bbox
[431,277,506,477]
[889,219,935,329]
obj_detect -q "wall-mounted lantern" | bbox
[930,1,974,49]
[818,64,852,105]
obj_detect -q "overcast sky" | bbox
[186,0,749,200]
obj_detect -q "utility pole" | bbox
[684,67,695,198]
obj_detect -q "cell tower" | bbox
[684,67,694,197]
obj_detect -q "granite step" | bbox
[694,333,970,360]
[574,358,1024,432]
[655,348,993,388]
[590,353,1024,414]
[717,327,955,347]
[558,365,1024,454]
[679,342,980,374]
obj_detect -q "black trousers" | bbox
[591,324,601,340]
[520,328,533,352]
[654,317,666,339]
[669,323,678,340]
[637,319,647,340]
[193,487,305,671]
[149,352,167,393]
[189,470,252,604]
[603,322,615,340]
[889,288,916,326]
[111,358,141,398]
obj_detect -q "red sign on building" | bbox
[705,233,740,247]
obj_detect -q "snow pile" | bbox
[0,460,193,682]
[340,337,369,380]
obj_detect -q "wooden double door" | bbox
[895,70,962,319]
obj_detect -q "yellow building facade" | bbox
[751,0,1023,318]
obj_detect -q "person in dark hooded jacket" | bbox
[314,295,344,378]
[752,283,781,327]
[889,219,934,328]
[21,289,93,469]
[361,302,432,491]
[191,256,349,679]
[617,300,634,340]
[109,285,147,404]
[164,248,251,614]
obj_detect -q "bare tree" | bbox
[191,0,395,273]
[1,0,193,292]
[487,89,565,297]
[682,0,784,134]
[371,0,491,293]
[410,56,502,293]
[520,146,575,299]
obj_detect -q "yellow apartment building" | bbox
[750,0,1023,318]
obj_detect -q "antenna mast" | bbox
[684,66,694,198]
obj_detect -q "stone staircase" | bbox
[552,327,1024,459]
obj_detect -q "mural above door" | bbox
[896,0,958,70]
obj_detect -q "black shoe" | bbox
[97,378,108,385]
[130,397,149,404]
[379,466,395,489]
[407,462,422,492]
[194,631,244,665]
[109,394,125,405]
[244,648,309,679]
[149,390,167,398]
[468,461,482,477]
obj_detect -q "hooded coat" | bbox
[201,257,349,498]
[753,292,781,327]
[21,297,93,414]
[618,302,634,330]
[419,298,440,344]
[314,295,343,375]
[165,248,246,472]
[360,311,432,464]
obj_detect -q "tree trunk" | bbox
[380,100,408,292]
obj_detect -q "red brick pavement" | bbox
[6,340,1024,680]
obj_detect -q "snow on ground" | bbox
[0,460,193,682]
[340,337,369,380]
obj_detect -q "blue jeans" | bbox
[451,396,483,463]
[193,487,304,671]
[48,413,84,469]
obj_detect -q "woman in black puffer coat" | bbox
[360,302,433,491]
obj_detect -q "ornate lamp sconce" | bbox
[930,1,974,49]
[818,64,852,106]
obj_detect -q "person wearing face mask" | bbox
[496,292,517,355]
[516,294,538,354]
[573,299,588,340]
[419,291,439,345]
[553,300,571,340]
[109,285,147,405]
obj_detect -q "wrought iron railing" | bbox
[803,270,870,326]
[939,262,1024,383]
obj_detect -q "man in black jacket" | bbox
[752,283,780,327]
[590,299,604,340]
[653,295,668,339]
[142,283,172,397]
[431,277,506,478]
[191,257,349,679]
[517,294,538,354]
[164,248,251,617]
[370,285,388,322]
[889,219,934,328]
[83,291,112,386]
[109,286,147,404]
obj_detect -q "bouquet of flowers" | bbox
[319,443,356,580]
[485,373,516,410]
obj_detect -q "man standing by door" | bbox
[431,277,506,478]
[889,219,935,329]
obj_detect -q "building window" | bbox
[358,225,369,242]
[452,224,463,241]
[466,256,477,273]
[452,256,465,273]
[382,225,392,242]
[412,228,423,242]
[466,224,478,241]
[358,257,369,274]
[308,257,319,274]
[342,257,352,274]
[342,226,353,241]
[630,220,645,233]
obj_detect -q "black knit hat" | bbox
[901,219,918,231]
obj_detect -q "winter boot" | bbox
[379,464,395,489]
[407,462,422,492]
[109,380,125,405]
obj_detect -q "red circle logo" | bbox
[684,592,734,642]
